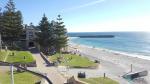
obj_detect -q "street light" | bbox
[10,64,14,84]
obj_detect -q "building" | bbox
[25,25,36,47]
[0,23,40,49]
[22,21,57,49]
[20,23,39,49]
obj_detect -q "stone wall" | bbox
[0,61,36,67]
[40,52,54,66]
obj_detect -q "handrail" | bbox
[0,61,53,84]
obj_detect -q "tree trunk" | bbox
[0,33,2,51]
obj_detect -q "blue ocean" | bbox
[68,32,150,57]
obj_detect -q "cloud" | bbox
[60,0,105,13]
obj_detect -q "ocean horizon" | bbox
[68,32,150,59]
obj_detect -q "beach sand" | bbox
[66,43,150,84]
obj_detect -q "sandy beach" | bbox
[66,43,150,84]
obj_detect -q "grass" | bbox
[0,50,9,61]
[79,77,119,84]
[6,51,35,63]
[49,53,96,68]
[0,70,41,84]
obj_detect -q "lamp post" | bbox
[10,64,14,84]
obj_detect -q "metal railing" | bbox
[0,61,53,84]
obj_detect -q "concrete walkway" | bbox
[32,53,66,84]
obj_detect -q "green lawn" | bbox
[49,53,96,68]
[6,51,35,63]
[0,70,41,84]
[0,50,9,61]
[79,77,119,84]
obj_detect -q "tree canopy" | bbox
[54,15,68,52]
[1,0,23,46]
[36,14,68,54]
[36,14,54,54]
[0,8,3,33]
[0,0,68,53]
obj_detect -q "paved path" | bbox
[32,53,66,84]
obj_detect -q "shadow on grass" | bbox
[7,70,25,75]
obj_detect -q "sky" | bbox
[0,0,150,32]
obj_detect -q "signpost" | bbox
[131,64,133,72]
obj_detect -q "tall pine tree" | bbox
[54,15,68,52]
[0,7,3,33]
[2,0,23,46]
[36,14,54,54]
[0,8,2,51]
